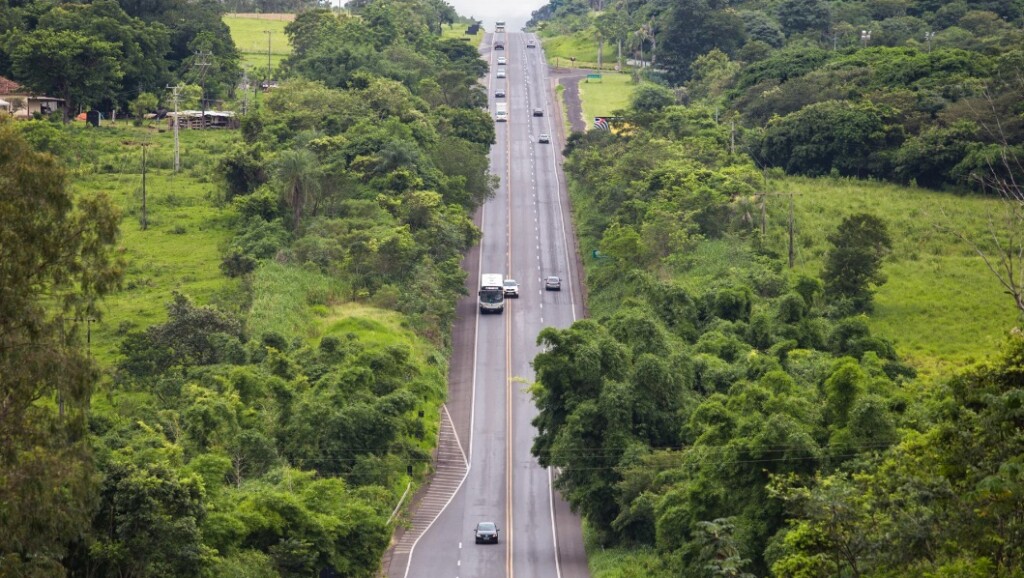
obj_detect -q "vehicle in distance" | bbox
[533,108,543,117]
[503,279,519,297]
[538,133,550,143]
[494,42,504,50]
[527,41,536,48]
[497,69,506,78]
[497,56,507,65]
[474,522,499,544]
[495,20,505,33]
[495,88,506,98]
[494,102,507,122]
[479,274,505,312]
[545,276,561,291]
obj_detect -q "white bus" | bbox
[495,20,506,33]
[495,102,507,122]
[479,273,505,313]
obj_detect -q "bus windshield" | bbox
[479,288,503,304]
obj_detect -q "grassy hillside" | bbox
[224,14,293,71]
[770,177,1019,377]
[62,122,241,364]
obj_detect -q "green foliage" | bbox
[130,92,159,126]
[821,213,893,313]
[0,120,123,575]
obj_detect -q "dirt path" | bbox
[550,68,591,133]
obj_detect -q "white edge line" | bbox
[548,466,563,578]
[402,30,491,578]
[543,43,575,578]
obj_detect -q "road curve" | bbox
[399,31,589,578]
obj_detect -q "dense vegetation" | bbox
[1,1,493,577]
[531,0,1023,191]
[526,1,1024,577]
[0,0,240,117]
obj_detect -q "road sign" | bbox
[586,73,602,82]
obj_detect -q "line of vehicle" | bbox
[504,29,515,578]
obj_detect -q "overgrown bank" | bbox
[533,89,1024,577]
[1,0,493,576]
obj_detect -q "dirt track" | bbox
[550,68,591,133]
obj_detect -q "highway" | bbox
[401,31,590,578]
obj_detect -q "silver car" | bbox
[545,276,561,291]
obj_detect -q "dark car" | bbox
[533,108,544,117]
[545,276,561,291]
[495,89,506,98]
[494,43,504,50]
[474,522,499,544]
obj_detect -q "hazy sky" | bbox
[445,0,547,32]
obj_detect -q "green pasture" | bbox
[541,29,619,71]
[578,72,634,122]
[441,21,483,44]
[764,177,1018,376]
[65,122,241,364]
[224,15,292,72]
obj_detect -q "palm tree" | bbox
[275,148,322,232]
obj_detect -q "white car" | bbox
[497,56,507,65]
[496,69,506,79]
[503,279,519,297]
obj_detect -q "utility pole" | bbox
[139,142,152,230]
[195,51,212,130]
[730,120,736,155]
[241,67,250,115]
[264,30,274,80]
[167,84,181,173]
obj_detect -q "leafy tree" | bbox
[0,121,122,575]
[130,91,158,125]
[275,149,323,231]
[776,0,831,36]
[7,29,123,120]
[821,213,892,312]
[657,0,746,83]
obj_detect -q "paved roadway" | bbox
[402,32,589,578]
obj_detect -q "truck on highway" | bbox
[495,102,507,122]
[495,20,505,33]
[479,274,505,313]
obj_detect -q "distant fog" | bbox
[445,0,547,32]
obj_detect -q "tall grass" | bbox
[63,123,241,364]
[764,176,1020,376]
[248,261,343,340]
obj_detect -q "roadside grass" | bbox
[584,523,665,578]
[578,72,634,122]
[63,122,241,365]
[540,28,615,70]
[247,261,345,341]
[224,15,292,71]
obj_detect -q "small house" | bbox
[0,76,64,118]
[167,110,239,130]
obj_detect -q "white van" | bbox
[495,102,508,122]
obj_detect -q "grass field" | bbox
[578,72,634,121]
[441,21,483,44]
[771,177,1020,376]
[62,122,241,364]
[224,14,293,72]
[540,29,617,70]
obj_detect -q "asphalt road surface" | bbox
[402,32,590,578]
